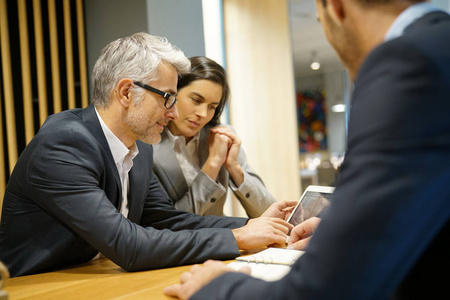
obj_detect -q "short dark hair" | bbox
[177,56,230,126]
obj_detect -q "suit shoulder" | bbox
[39,109,85,133]
[33,109,99,149]
[136,140,153,156]
[42,108,84,124]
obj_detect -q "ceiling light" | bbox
[331,103,346,113]
[310,50,320,70]
[310,61,320,70]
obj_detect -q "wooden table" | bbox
[3,258,203,300]
[3,249,263,300]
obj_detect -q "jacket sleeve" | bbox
[170,125,276,217]
[173,170,228,215]
[152,133,230,215]
[229,142,277,218]
[139,176,248,231]
[25,123,244,273]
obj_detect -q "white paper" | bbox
[228,248,305,281]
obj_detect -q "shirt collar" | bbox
[385,2,443,42]
[95,108,139,164]
[165,128,200,151]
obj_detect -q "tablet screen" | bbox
[288,190,333,226]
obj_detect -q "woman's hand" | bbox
[210,126,241,166]
[202,129,232,181]
[210,126,244,186]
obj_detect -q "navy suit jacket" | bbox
[193,11,450,300]
[0,105,246,277]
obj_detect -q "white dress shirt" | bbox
[91,109,138,260]
[95,108,139,217]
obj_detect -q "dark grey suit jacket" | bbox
[192,11,450,300]
[0,105,246,277]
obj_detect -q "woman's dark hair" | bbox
[177,56,230,126]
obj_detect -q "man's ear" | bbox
[115,79,134,108]
[328,0,346,23]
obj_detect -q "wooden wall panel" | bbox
[18,0,35,144]
[0,82,4,215]
[223,0,301,215]
[33,0,49,126]
[63,0,75,109]
[76,0,88,108]
[0,0,88,216]
[0,0,19,178]
[48,0,62,113]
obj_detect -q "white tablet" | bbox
[286,185,335,227]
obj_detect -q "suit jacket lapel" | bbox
[80,105,122,205]
[127,140,150,223]
[153,129,189,200]
[78,105,151,223]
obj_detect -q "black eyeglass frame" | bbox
[133,81,178,109]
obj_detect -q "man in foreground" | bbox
[164,1,450,299]
[0,32,294,277]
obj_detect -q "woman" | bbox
[153,56,276,217]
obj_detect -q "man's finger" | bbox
[190,264,201,273]
[180,271,193,283]
[163,284,181,297]
[288,236,311,250]
[269,217,294,230]
[277,200,298,209]
[238,265,252,275]
[269,219,292,235]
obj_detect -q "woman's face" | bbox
[168,79,222,140]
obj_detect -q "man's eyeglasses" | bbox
[133,81,178,109]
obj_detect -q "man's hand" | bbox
[287,217,321,250]
[163,260,251,300]
[232,217,293,250]
[261,200,298,221]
